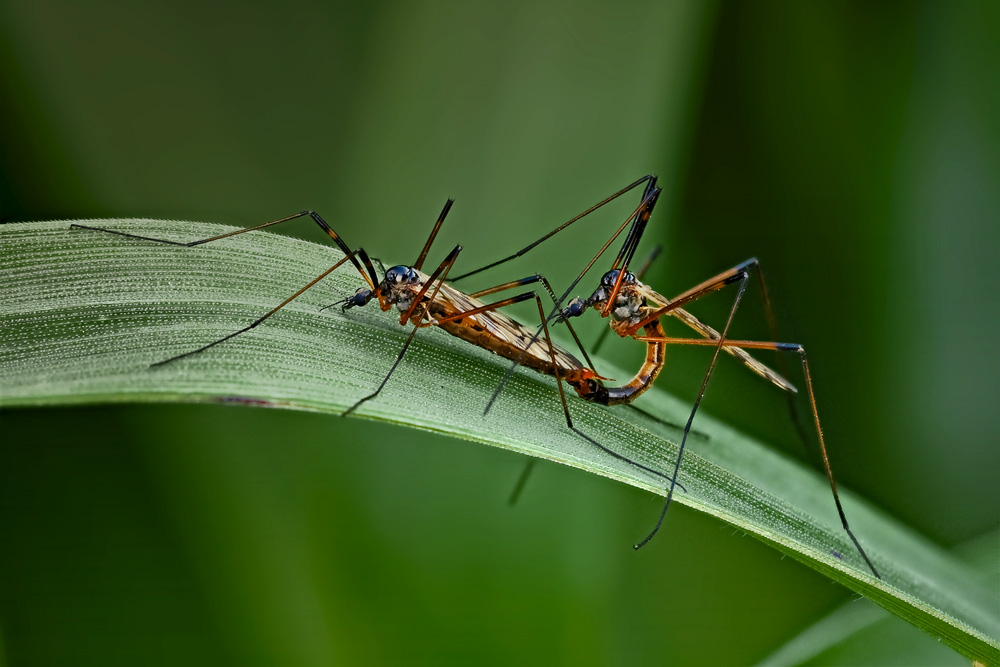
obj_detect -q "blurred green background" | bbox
[1,1,997,665]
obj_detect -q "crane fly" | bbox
[70,176,880,578]
[69,189,688,488]
[460,175,880,579]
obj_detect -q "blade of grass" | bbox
[2,220,998,664]
[756,529,999,666]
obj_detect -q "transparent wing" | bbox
[636,284,797,393]
[429,282,586,372]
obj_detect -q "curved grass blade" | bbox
[2,220,998,663]
[756,530,999,666]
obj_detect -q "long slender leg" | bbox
[341,323,421,417]
[583,206,793,393]
[341,260,674,484]
[343,245,465,414]
[609,177,661,274]
[151,254,355,367]
[600,186,661,318]
[414,289,537,327]
[449,175,657,283]
[650,298,797,392]
[469,274,597,371]
[633,273,750,552]
[618,258,799,391]
[610,285,809,480]
[72,212,380,289]
[345,250,591,430]
[346,252,577,422]
[406,287,676,484]
[413,199,454,271]
[749,264,815,458]
[627,335,880,578]
[506,458,538,506]
[623,258,760,336]
[483,186,663,416]
[525,292,675,483]
[468,273,613,504]
[481,276,599,502]
[468,274,602,502]
[627,264,881,580]
[563,254,793,391]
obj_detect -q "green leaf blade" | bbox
[2,220,997,664]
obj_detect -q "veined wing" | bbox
[636,284,797,393]
[425,280,586,372]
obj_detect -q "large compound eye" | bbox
[600,269,637,288]
[406,268,419,283]
[384,265,412,285]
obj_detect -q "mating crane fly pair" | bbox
[71,175,881,579]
